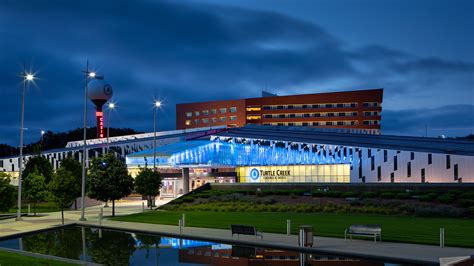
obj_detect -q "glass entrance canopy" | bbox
[126,140,352,168]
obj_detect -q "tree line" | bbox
[0,127,141,157]
[0,153,161,223]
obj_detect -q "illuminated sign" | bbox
[96,111,104,138]
[248,167,290,182]
[249,168,260,181]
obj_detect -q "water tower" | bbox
[88,79,113,138]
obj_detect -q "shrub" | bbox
[418,193,438,202]
[181,197,195,203]
[341,192,359,198]
[460,192,474,200]
[380,192,396,199]
[437,194,454,204]
[360,192,378,198]
[457,199,474,208]
[395,193,411,200]
[325,191,342,198]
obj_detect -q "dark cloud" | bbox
[0,0,472,145]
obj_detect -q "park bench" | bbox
[345,224,382,243]
[230,224,263,240]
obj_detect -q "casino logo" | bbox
[249,168,260,181]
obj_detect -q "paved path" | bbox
[1,201,473,264]
[83,219,474,265]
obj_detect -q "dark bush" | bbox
[437,194,454,204]
[380,192,397,199]
[360,192,378,198]
[418,193,438,202]
[460,192,474,200]
[325,191,342,198]
[457,199,474,208]
[395,193,411,200]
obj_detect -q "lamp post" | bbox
[153,100,161,171]
[41,130,45,142]
[79,62,102,221]
[16,70,35,221]
[106,102,115,152]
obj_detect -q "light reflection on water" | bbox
[0,226,412,266]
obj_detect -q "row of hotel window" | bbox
[262,120,379,126]
[261,102,380,110]
[186,116,237,125]
[261,111,379,119]
[186,107,237,117]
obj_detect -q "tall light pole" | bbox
[106,102,115,152]
[41,130,45,142]
[153,100,161,171]
[79,62,101,221]
[16,69,35,221]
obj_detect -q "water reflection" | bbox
[0,226,408,265]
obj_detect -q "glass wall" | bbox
[237,164,350,183]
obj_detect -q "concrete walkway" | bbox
[82,219,474,265]
[0,201,473,264]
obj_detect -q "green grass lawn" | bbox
[0,250,74,266]
[112,211,474,248]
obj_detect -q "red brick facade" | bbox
[176,89,383,133]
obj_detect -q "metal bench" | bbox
[230,224,263,240]
[345,224,382,243]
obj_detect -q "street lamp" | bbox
[106,102,115,152]
[41,130,45,142]
[79,63,103,221]
[153,100,161,171]
[16,69,35,221]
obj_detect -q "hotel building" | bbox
[176,89,383,134]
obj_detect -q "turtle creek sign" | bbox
[256,168,291,181]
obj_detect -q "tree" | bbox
[59,156,82,210]
[134,168,162,209]
[49,168,79,224]
[23,172,47,216]
[0,173,16,212]
[22,156,53,184]
[88,153,134,217]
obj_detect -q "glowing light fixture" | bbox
[25,73,34,81]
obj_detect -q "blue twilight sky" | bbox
[0,0,473,146]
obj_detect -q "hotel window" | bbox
[278,114,285,118]
[277,123,284,126]
[312,104,319,108]
[325,104,333,108]
[219,117,226,122]
[312,122,320,126]
[194,119,200,124]
[277,105,284,110]
[288,122,295,126]
[371,156,375,170]
[288,105,294,109]
[230,107,237,113]
[263,114,272,118]
[295,113,303,118]
[446,155,451,169]
[454,164,458,180]
[302,122,309,126]
[351,103,357,107]
[368,149,371,158]
[364,111,372,116]
[303,113,310,118]
[421,168,425,183]
[394,156,398,171]
[194,111,200,116]
[220,108,227,114]
[337,121,344,125]
[302,104,308,109]
[202,110,209,115]
[363,120,370,125]
[336,103,344,108]
[352,112,358,116]
[377,166,381,181]
[211,109,217,114]
[428,154,432,164]
[407,162,411,177]
[325,121,333,126]
[390,173,394,183]
[328,112,334,117]
[230,116,237,121]
[211,117,217,123]
[186,112,192,117]
[314,113,321,117]
[289,114,296,118]
[410,152,415,160]
[202,118,209,123]
[185,120,191,126]
[338,112,345,116]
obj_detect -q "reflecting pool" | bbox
[0,226,416,265]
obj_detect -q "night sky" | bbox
[1,0,473,146]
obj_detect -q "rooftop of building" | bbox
[213,125,474,156]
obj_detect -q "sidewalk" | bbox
[1,203,473,264]
[82,219,474,264]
